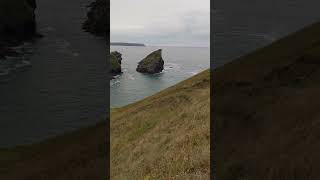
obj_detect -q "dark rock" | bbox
[110,51,122,64]
[110,51,122,75]
[136,49,164,74]
[0,0,39,44]
[83,0,107,36]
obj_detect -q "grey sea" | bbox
[110,46,210,107]
[0,0,107,148]
[213,0,320,68]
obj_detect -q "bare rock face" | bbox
[136,49,164,74]
[110,51,122,74]
[83,0,107,36]
[0,0,38,44]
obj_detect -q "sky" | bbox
[110,0,210,47]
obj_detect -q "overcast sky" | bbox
[111,0,210,47]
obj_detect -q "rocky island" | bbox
[110,51,122,75]
[136,49,164,74]
[110,42,145,46]
[0,0,38,46]
[0,0,40,80]
[82,0,107,36]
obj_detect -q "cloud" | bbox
[111,0,210,46]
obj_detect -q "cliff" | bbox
[0,0,37,46]
[83,0,107,36]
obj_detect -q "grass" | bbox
[0,122,108,180]
[0,69,210,179]
[213,21,320,179]
[111,69,210,179]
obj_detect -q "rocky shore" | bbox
[0,0,40,81]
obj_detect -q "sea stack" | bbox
[136,49,164,74]
[110,51,122,74]
[83,0,107,36]
[0,0,38,44]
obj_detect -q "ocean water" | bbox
[0,0,107,148]
[110,46,210,107]
[213,0,320,68]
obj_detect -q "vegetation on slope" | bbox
[0,122,108,180]
[0,69,209,179]
[110,51,122,74]
[213,22,320,179]
[111,69,210,179]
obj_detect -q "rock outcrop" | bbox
[0,0,38,45]
[136,49,164,74]
[83,0,107,36]
[110,51,122,75]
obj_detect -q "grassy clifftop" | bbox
[0,69,210,179]
[214,22,320,179]
[111,69,210,179]
[0,122,108,180]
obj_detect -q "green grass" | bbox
[213,21,320,179]
[0,122,108,180]
[110,53,121,73]
[0,69,210,179]
[111,69,210,179]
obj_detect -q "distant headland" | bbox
[110,42,145,46]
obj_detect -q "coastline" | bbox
[0,120,108,179]
[0,42,35,82]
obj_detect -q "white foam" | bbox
[110,79,120,86]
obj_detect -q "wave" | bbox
[164,63,181,72]
[126,73,135,80]
[110,79,120,86]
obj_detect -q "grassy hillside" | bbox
[0,69,210,179]
[213,22,320,179]
[111,69,210,179]
[0,122,108,180]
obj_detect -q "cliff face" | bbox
[0,0,37,46]
[110,51,122,74]
[83,0,107,36]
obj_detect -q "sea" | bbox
[111,0,320,107]
[0,0,107,148]
[110,46,210,107]
[213,0,320,68]
[1,0,320,147]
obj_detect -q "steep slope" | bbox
[213,22,320,179]
[111,69,210,179]
[0,122,108,180]
[0,69,209,179]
